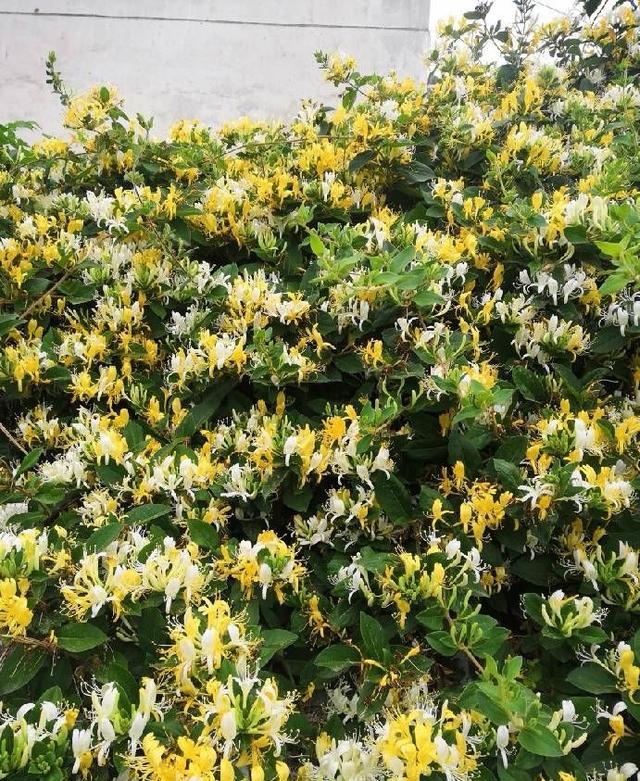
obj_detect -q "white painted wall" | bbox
[0,1,580,136]
[0,1,430,135]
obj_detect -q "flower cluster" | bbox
[2,2,640,777]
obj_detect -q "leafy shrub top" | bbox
[1,3,640,780]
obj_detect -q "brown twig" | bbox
[0,633,58,653]
[0,420,27,455]
[20,264,76,322]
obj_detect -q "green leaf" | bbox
[95,662,138,704]
[599,272,631,296]
[57,622,108,653]
[175,378,238,438]
[57,279,95,304]
[552,363,583,398]
[470,616,510,657]
[426,631,457,657]
[123,421,146,450]
[567,662,618,694]
[186,519,219,551]
[138,607,167,649]
[0,313,22,338]
[563,224,589,245]
[399,161,435,183]
[452,406,482,426]
[577,626,608,645]
[510,554,555,587]
[583,0,604,14]
[595,238,624,258]
[522,592,544,624]
[359,612,389,662]
[494,435,528,464]
[415,604,445,630]
[14,448,43,478]
[0,646,46,694]
[282,482,314,512]
[334,354,363,373]
[460,682,511,724]
[496,63,518,88]
[390,246,415,273]
[95,462,126,486]
[448,429,482,476]
[517,725,564,757]
[475,628,510,658]
[590,326,625,355]
[34,485,67,506]
[342,88,357,110]
[125,503,171,525]
[371,472,413,526]
[358,546,395,573]
[84,523,122,553]
[309,233,325,257]
[498,767,530,781]
[36,685,64,707]
[632,627,640,661]
[259,629,298,665]
[492,458,522,492]
[314,644,360,673]
[348,150,376,173]
[413,289,445,308]
[512,366,545,402]
[397,267,428,291]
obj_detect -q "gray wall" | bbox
[0,1,430,135]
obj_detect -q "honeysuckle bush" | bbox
[2,1,640,779]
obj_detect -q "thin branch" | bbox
[0,634,58,653]
[445,613,484,674]
[0,420,27,455]
[20,263,75,321]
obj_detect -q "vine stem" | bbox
[0,420,26,455]
[0,634,57,653]
[20,264,75,322]
[445,613,485,674]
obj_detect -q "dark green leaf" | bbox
[14,448,43,478]
[0,647,46,694]
[84,523,122,553]
[590,326,625,355]
[0,313,22,338]
[512,366,545,402]
[125,503,171,525]
[349,150,376,173]
[567,663,618,694]
[314,644,360,673]
[186,519,219,551]
[517,725,564,757]
[399,161,435,183]
[492,458,522,492]
[426,631,457,657]
[413,289,444,308]
[175,378,238,438]
[371,472,413,526]
[260,629,298,665]
[359,612,389,662]
[57,622,108,653]
[282,482,314,512]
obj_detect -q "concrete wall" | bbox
[0,1,430,136]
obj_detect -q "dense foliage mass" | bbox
[2,2,640,778]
